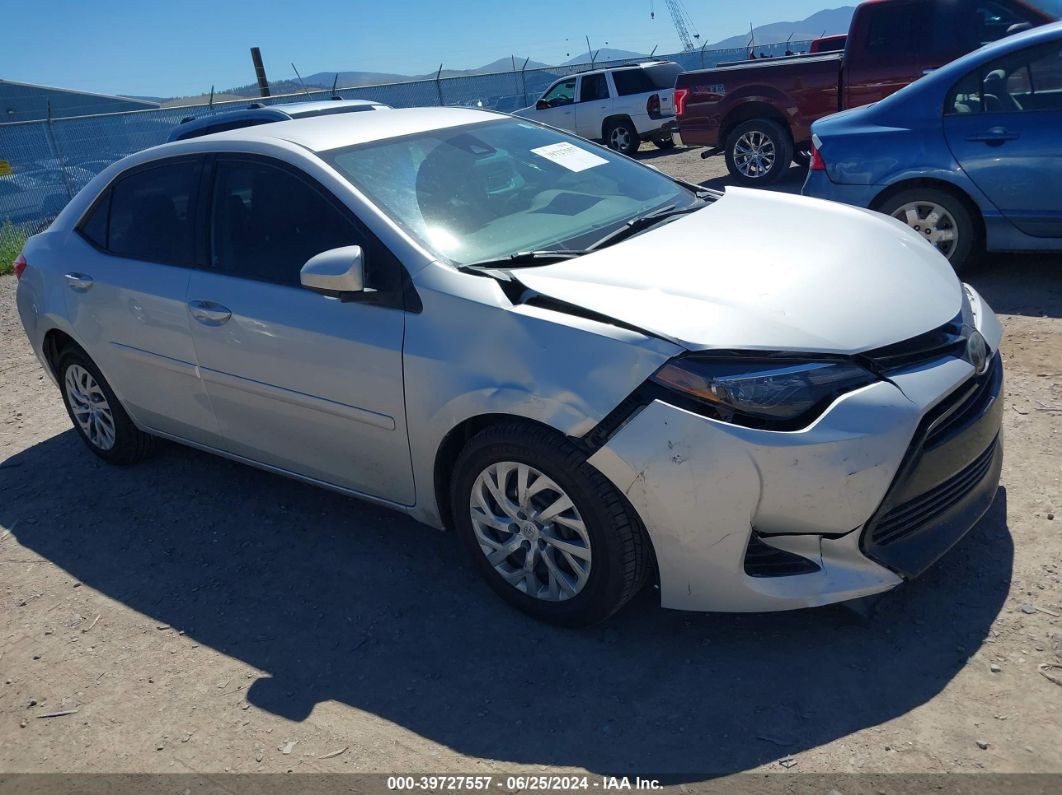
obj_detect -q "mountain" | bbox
[562,48,645,66]
[704,7,855,51]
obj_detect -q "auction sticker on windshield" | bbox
[531,142,608,172]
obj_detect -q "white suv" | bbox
[514,61,683,155]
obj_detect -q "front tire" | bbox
[724,119,793,186]
[876,187,979,272]
[604,119,640,156]
[652,132,677,150]
[57,348,155,465]
[451,423,650,626]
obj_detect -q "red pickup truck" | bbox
[675,0,1058,185]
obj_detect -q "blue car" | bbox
[803,21,1062,271]
[167,99,390,142]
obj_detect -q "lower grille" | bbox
[744,535,821,578]
[871,438,998,547]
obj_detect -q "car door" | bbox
[532,78,578,132]
[943,41,1062,238]
[64,156,220,444]
[575,72,612,140]
[184,155,415,503]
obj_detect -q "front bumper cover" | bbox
[587,336,1003,614]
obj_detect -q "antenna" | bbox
[291,63,311,97]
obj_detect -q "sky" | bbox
[5,0,840,98]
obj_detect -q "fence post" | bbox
[520,57,530,107]
[700,41,709,69]
[434,64,444,107]
[44,100,75,202]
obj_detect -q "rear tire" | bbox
[451,422,650,627]
[724,119,793,186]
[876,187,980,272]
[57,348,155,465]
[604,119,640,156]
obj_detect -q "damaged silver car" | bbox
[15,108,1004,625]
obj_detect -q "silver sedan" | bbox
[15,108,1004,625]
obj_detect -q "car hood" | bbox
[514,187,963,354]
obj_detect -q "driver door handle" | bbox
[188,300,232,326]
[64,272,93,292]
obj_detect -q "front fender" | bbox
[402,264,682,528]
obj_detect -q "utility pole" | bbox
[250,47,270,97]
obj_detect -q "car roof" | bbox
[177,106,505,153]
[576,60,678,77]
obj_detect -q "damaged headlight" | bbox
[650,357,878,430]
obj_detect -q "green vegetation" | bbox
[0,219,27,276]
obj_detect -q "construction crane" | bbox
[650,0,701,52]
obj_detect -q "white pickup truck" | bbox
[514,61,683,155]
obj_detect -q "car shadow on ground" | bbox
[698,163,809,196]
[2,430,1012,778]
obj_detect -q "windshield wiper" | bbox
[587,203,703,252]
[461,250,588,271]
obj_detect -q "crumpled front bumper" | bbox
[587,293,1004,613]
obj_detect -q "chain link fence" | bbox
[0,39,809,255]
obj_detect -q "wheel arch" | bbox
[433,413,568,532]
[870,178,986,245]
[42,327,83,380]
[720,101,792,148]
[600,114,635,140]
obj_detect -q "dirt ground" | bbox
[1,146,1060,783]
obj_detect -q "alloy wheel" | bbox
[733,130,777,179]
[609,126,631,151]
[64,364,116,451]
[891,201,959,259]
[469,461,592,601]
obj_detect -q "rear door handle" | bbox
[64,272,93,292]
[966,127,1020,144]
[188,300,232,326]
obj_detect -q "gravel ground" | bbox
[0,145,1060,782]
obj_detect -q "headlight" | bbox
[650,357,878,430]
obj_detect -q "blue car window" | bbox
[946,42,1062,115]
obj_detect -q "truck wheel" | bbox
[604,119,640,156]
[652,133,676,150]
[876,188,980,273]
[793,148,811,168]
[724,119,793,186]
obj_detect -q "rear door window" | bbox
[579,73,610,102]
[862,1,931,58]
[106,160,200,266]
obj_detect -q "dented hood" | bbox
[515,188,963,354]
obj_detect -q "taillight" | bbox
[673,88,689,118]
[810,144,826,171]
[13,253,27,280]
[647,93,661,117]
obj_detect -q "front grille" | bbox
[744,535,821,577]
[924,353,1001,449]
[871,438,998,547]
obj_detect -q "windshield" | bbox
[323,119,699,265]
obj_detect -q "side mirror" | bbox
[300,245,365,299]
[536,99,549,110]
